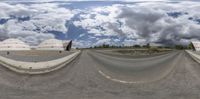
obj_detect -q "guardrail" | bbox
[186,50,200,63]
[0,50,81,74]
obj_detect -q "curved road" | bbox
[89,51,180,83]
[0,50,200,99]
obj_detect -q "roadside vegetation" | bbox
[86,43,193,50]
[77,43,195,55]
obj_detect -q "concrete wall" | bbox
[186,50,200,63]
[0,50,81,74]
[0,39,31,51]
[191,41,200,51]
[0,39,72,51]
[36,39,71,51]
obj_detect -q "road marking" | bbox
[98,70,146,84]
[97,52,183,84]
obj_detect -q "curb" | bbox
[185,50,200,63]
[0,51,81,74]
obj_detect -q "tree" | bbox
[188,42,194,50]
[175,45,184,50]
[146,43,150,48]
[134,45,141,48]
[142,43,150,48]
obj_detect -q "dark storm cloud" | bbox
[112,2,200,45]
[118,7,165,38]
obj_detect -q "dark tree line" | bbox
[87,42,195,50]
[89,43,152,49]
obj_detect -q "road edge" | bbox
[185,50,200,64]
[0,51,81,74]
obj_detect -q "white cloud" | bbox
[0,2,76,45]
[74,1,200,46]
[1,1,200,47]
[2,0,170,2]
[95,38,111,45]
[73,39,93,48]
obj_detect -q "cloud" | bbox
[0,2,76,45]
[2,0,169,2]
[3,0,169,2]
[74,1,200,46]
[3,0,197,2]
[1,1,200,47]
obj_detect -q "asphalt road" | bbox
[89,51,180,83]
[0,50,200,99]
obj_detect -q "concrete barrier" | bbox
[186,50,200,63]
[0,50,81,74]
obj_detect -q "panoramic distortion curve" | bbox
[88,51,182,83]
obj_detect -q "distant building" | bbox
[0,39,31,51]
[37,39,72,51]
[191,41,200,51]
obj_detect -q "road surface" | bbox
[0,50,200,99]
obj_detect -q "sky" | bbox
[2,0,200,2]
[0,0,200,48]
